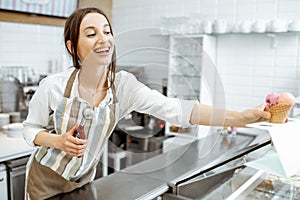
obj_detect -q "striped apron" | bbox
[25,69,117,200]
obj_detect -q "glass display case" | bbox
[166,34,216,137]
[162,145,300,200]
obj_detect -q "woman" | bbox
[23,7,270,199]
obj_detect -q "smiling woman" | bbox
[65,10,115,106]
[22,6,271,200]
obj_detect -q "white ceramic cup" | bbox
[252,20,267,33]
[239,20,253,33]
[289,20,300,32]
[214,19,227,34]
[268,19,288,32]
[202,20,213,34]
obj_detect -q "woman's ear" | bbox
[66,40,73,54]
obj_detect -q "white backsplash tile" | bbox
[278,0,300,13]
[202,0,218,9]
[275,56,297,66]
[274,68,297,79]
[1,0,300,111]
[255,2,277,19]
[0,22,65,74]
[253,76,274,87]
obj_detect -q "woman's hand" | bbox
[57,125,87,157]
[239,104,271,126]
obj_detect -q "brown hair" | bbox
[64,7,116,89]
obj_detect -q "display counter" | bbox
[163,144,300,200]
[49,127,273,200]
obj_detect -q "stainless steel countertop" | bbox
[48,172,169,200]
[48,128,271,200]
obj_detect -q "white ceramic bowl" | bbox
[6,123,23,138]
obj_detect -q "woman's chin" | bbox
[99,60,111,66]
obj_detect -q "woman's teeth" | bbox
[95,47,109,53]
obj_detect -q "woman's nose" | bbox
[97,33,108,43]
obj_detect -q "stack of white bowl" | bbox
[0,113,10,132]
[5,123,23,138]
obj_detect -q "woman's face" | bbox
[78,13,114,66]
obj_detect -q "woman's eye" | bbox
[87,33,96,37]
[104,31,111,35]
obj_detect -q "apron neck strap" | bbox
[112,85,118,104]
[63,68,118,103]
[64,68,79,98]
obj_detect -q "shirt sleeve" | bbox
[23,78,53,147]
[117,71,198,127]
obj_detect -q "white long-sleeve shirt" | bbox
[23,68,198,147]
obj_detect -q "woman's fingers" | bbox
[59,125,88,156]
[66,146,86,157]
[254,104,271,120]
[67,134,87,145]
[256,110,271,120]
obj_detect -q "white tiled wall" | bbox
[112,0,300,111]
[1,1,300,111]
[0,22,70,75]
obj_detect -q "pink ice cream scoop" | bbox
[265,92,296,107]
[278,92,296,106]
[265,93,280,107]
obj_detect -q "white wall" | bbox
[1,0,300,110]
[0,22,70,75]
[112,0,300,110]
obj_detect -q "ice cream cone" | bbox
[269,104,292,123]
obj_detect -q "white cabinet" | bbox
[166,34,216,137]
[0,164,8,200]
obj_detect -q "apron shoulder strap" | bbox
[64,68,79,98]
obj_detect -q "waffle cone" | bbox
[269,104,292,123]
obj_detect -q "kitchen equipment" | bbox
[9,112,21,123]
[0,113,10,131]
[0,66,29,84]
[125,128,175,166]
[0,75,24,113]
[6,156,29,200]
[0,164,8,200]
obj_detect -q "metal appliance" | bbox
[6,156,29,200]
[0,75,24,113]
[0,164,8,200]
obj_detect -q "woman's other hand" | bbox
[57,125,87,157]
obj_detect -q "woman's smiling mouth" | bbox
[94,46,111,56]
